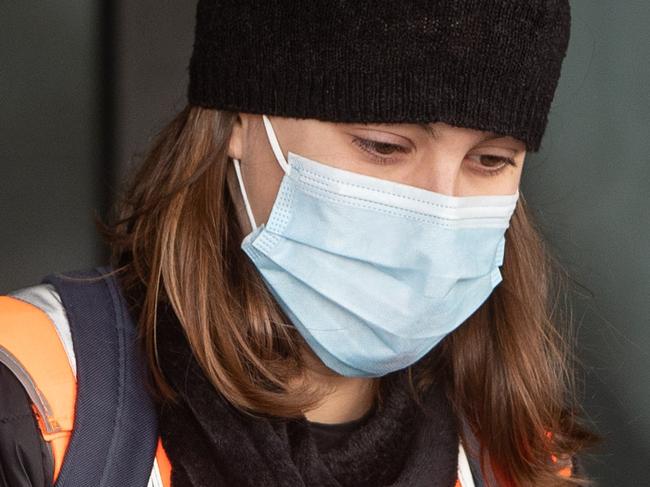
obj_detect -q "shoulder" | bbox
[2,275,167,486]
[0,283,77,485]
[0,284,77,420]
[0,283,74,487]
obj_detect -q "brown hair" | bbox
[100,106,599,486]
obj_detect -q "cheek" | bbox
[503,159,524,186]
[508,162,525,194]
[497,164,524,194]
[245,153,286,225]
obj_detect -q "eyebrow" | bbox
[417,123,441,140]
[417,122,506,143]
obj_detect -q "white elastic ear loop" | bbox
[262,114,291,173]
[232,158,258,231]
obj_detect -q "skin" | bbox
[226,113,526,424]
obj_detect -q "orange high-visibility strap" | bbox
[156,438,172,487]
[0,296,76,482]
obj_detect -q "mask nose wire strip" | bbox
[232,158,258,231]
[262,114,291,173]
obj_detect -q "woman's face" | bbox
[227,114,526,229]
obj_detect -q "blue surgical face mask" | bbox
[232,115,519,378]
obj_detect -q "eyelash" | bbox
[351,136,517,176]
[472,154,518,177]
[352,137,409,163]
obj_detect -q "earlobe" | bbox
[227,113,245,161]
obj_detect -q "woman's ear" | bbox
[228,113,246,161]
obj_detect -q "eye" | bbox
[351,136,410,164]
[467,154,517,177]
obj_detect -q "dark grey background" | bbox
[1,1,648,484]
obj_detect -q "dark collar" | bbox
[155,302,460,487]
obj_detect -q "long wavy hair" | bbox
[100,106,599,486]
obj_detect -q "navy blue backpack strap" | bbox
[42,266,158,487]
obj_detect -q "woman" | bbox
[0,0,599,486]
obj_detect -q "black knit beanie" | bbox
[188,1,571,152]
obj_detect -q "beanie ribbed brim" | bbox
[188,1,572,152]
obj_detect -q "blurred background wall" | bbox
[1,1,648,484]
[520,3,650,483]
[1,2,104,288]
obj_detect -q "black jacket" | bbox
[0,362,53,487]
